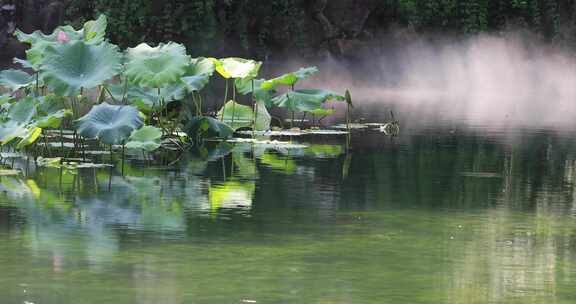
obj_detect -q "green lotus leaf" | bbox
[39,41,122,96]
[107,82,186,112]
[34,96,72,129]
[0,122,27,145]
[261,66,319,90]
[306,108,336,116]
[76,103,144,145]
[125,42,190,88]
[13,58,34,70]
[217,100,270,131]
[272,89,345,112]
[210,58,261,79]
[180,57,215,92]
[126,126,162,151]
[185,116,234,140]
[8,97,36,124]
[235,78,275,108]
[83,15,107,43]
[0,69,34,91]
[15,25,83,68]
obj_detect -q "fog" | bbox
[298,34,576,129]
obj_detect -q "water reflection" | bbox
[0,125,575,303]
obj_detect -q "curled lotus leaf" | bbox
[39,41,123,96]
[125,42,190,88]
[76,103,144,145]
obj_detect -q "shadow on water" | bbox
[0,106,576,303]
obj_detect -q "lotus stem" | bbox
[301,112,307,128]
[291,111,295,129]
[60,125,64,156]
[251,79,256,138]
[221,79,229,121]
[103,86,118,104]
[121,144,125,176]
[35,72,39,96]
[231,78,237,126]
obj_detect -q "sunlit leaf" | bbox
[184,116,234,140]
[210,57,261,79]
[261,66,318,90]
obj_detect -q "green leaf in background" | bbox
[76,103,144,145]
[216,100,270,131]
[34,96,72,129]
[261,66,319,90]
[0,69,34,91]
[39,41,123,96]
[8,97,36,124]
[125,42,190,88]
[235,78,275,108]
[107,83,186,112]
[210,58,261,79]
[126,126,162,152]
[83,15,108,43]
[185,116,234,140]
[272,89,344,112]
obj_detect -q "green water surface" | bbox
[0,118,575,304]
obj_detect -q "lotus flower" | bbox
[57,31,68,43]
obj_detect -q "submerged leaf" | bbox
[39,41,123,96]
[76,103,144,145]
[125,42,190,88]
[126,126,162,151]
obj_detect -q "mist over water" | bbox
[307,34,576,129]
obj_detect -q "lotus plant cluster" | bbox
[0,15,348,156]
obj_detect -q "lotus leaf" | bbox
[39,41,123,96]
[261,66,319,90]
[217,100,270,131]
[235,78,275,107]
[126,126,162,152]
[125,42,190,88]
[272,89,344,112]
[185,116,234,140]
[76,103,144,145]
[0,69,34,91]
[107,83,186,112]
[210,58,261,79]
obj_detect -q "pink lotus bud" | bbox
[57,31,68,43]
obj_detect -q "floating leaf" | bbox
[261,66,318,90]
[272,89,344,112]
[39,41,123,96]
[125,42,190,88]
[0,69,34,91]
[126,126,162,152]
[76,103,144,145]
[210,58,261,79]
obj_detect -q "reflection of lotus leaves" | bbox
[209,181,254,211]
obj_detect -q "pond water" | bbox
[0,103,575,304]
